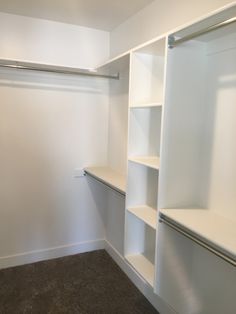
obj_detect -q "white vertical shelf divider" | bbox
[124,37,168,287]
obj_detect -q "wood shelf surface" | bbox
[84,166,126,195]
[127,206,157,229]
[126,254,154,286]
[130,102,162,109]
[128,156,160,170]
[160,208,236,259]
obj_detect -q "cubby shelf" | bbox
[128,156,160,170]
[127,206,157,229]
[130,102,162,109]
[126,254,154,286]
[160,209,236,260]
[84,166,126,195]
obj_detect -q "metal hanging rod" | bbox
[0,59,119,80]
[159,214,236,267]
[169,16,236,48]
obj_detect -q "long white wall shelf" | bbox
[160,209,236,265]
[127,206,157,229]
[128,156,160,170]
[126,254,155,286]
[84,166,126,195]
[130,102,162,109]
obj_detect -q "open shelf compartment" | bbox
[128,106,162,158]
[126,161,158,209]
[130,38,166,106]
[125,211,155,286]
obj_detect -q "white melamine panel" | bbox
[106,190,125,256]
[130,102,162,109]
[129,107,162,157]
[107,56,129,176]
[160,26,236,218]
[200,32,236,221]
[127,161,158,209]
[126,254,155,287]
[156,222,236,314]
[127,206,157,229]
[130,52,165,105]
[128,156,160,170]
[84,167,126,195]
[159,40,207,209]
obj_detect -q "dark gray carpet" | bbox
[0,250,158,314]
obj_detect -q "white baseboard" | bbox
[0,239,105,270]
[105,240,175,314]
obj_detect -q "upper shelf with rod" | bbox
[168,2,236,48]
[0,58,119,80]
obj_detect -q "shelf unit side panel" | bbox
[158,41,207,209]
[199,32,236,221]
[107,59,129,176]
[126,162,158,209]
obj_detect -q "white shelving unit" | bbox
[125,37,167,287]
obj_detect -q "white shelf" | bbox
[84,166,126,195]
[130,102,162,109]
[128,156,160,170]
[126,254,154,286]
[127,206,157,229]
[160,209,236,259]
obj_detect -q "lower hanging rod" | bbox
[0,59,119,80]
[169,16,236,48]
[159,214,236,267]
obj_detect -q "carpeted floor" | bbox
[0,250,158,314]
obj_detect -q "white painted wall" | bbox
[0,12,109,68]
[110,0,235,57]
[0,12,110,268]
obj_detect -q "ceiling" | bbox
[0,0,154,31]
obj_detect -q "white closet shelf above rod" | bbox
[159,213,236,267]
[0,59,119,80]
[168,16,236,48]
